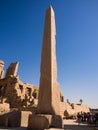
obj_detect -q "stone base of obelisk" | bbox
[28,114,63,130]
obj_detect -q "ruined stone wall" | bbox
[72,104,90,113]
[5,62,19,77]
[0,76,38,108]
[0,60,90,116]
[0,60,4,79]
[0,103,10,114]
[0,74,90,116]
[60,102,90,117]
[0,61,39,110]
[60,102,75,117]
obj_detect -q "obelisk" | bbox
[28,6,63,129]
[37,6,60,115]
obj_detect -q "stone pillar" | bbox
[0,60,4,79]
[28,6,63,129]
[5,62,19,77]
[37,6,60,115]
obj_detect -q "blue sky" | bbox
[0,0,98,108]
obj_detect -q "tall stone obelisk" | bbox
[28,6,63,129]
[37,6,60,115]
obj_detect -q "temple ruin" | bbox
[0,6,90,129]
[5,62,19,77]
[0,61,38,109]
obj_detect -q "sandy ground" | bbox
[63,119,98,130]
[49,119,98,130]
[0,119,98,130]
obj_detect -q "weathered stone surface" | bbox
[0,61,90,119]
[72,103,90,113]
[37,6,60,115]
[0,76,38,109]
[0,103,10,114]
[0,110,32,127]
[5,62,19,77]
[28,114,63,130]
[28,115,50,130]
[51,115,63,128]
[60,102,90,117]
[20,111,32,127]
[0,60,4,79]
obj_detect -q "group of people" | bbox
[77,112,98,126]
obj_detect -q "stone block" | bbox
[51,115,63,128]
[28,115,50,130]
[21,111,32,127]
[0,110,32,127]
[0,103,10,114]
[28,114,63,130]
[0,111,20,127]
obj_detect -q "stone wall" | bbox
[0,60,90,117]
[72,103,90,113]
[0,60,4,79]
[60,102,90,117]
[5,62,19,77]
[0,103,10,114]
[0,110,32,127]
[0,76,38,109]
[0,73,90,116]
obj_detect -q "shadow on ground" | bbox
[0,125,98,130]
[64,124,98,130]
[0,127,27,130]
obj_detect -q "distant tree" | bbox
[79,99,83,105]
